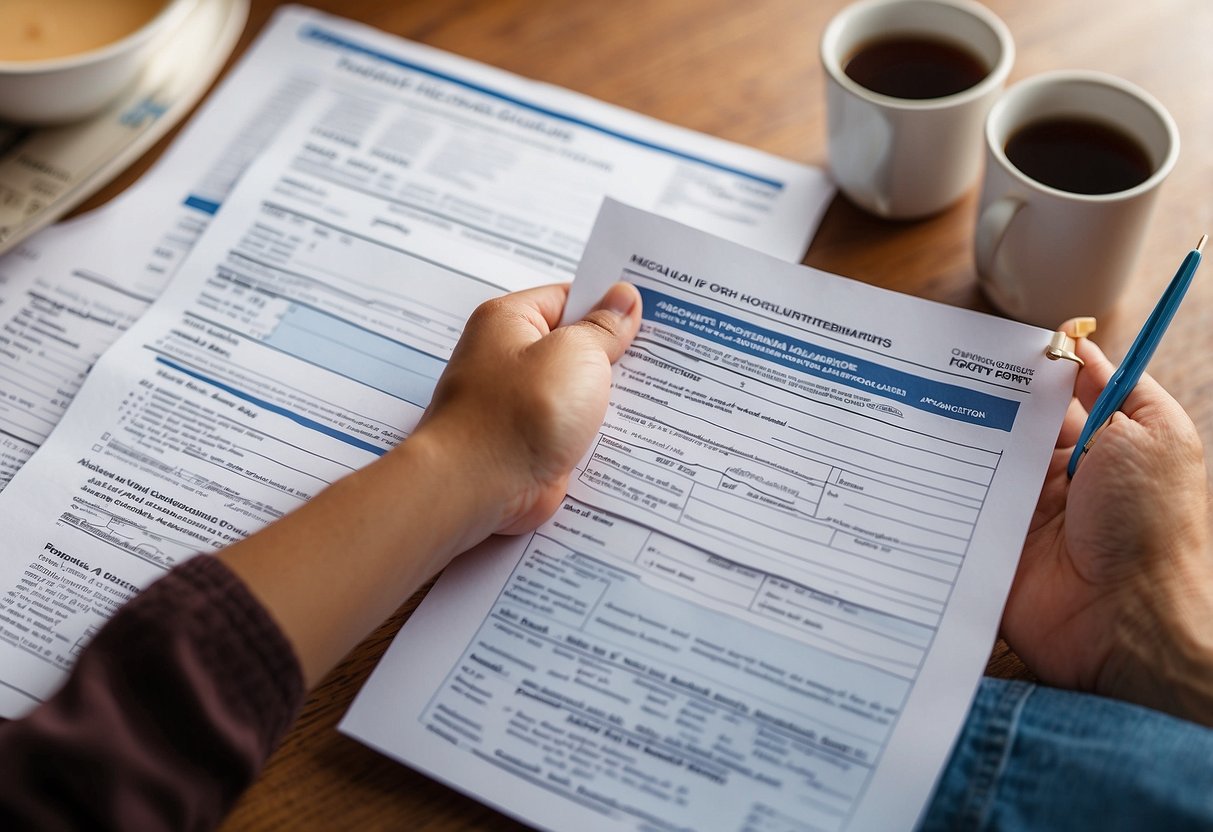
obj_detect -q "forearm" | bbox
[219,426,505,688]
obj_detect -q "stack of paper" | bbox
[0,6,831,719]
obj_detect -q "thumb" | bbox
[565,281,643,362]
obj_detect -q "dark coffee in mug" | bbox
[843,35,988,100]
[1003,117,1154,195]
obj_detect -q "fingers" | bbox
[564,282,643,364]
[463,283,641,361]
[1072,337,1180,424]
[511,283,573,331]
[453,280,641,389]
[463,283,571,347]
[1072,337,1116,411]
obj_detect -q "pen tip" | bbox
[1199,234,1208,254]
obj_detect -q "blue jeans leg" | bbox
[920,678,1213,830]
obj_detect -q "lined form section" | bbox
[342,202,1076,832]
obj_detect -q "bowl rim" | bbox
[0,0,195,74]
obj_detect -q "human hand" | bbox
[411,281,642,539]
[1002,334,1213,724]
[222,283,639,687]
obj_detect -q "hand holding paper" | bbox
[417,281,642,536]
[222,282,642,687]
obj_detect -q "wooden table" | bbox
[81,0,1213,828]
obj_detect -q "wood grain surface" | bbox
[74,1,1209,828]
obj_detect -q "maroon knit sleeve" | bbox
[0,554,304,831]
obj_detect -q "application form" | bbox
[0,5,834,492]
[342,201,1077,831]
[0,13,831,717]
[0,9,327,491]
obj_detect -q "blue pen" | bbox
[1068,235,1206,477]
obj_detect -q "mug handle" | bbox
[974,196,1024,312]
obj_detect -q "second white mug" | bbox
[975,71,1179,328]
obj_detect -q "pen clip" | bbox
[1044,317,1097,366]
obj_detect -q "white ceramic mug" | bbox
[0,0,197,123]
[821,0,1013,219]
[975,71,1179,327]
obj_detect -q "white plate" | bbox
[0,0,250,254]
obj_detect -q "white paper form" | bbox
[0,7,330,491]
[0,16,832,717]
[342,201,1077,831]
[0,5,833,492]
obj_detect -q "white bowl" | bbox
[0,0,196,124]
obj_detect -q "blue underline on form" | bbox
[636,287,1021,432]
[183,196,221,215]
[299,26,785,190]
[154,356,389,456]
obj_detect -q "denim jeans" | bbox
[919,678,1213,830]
